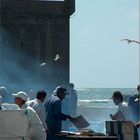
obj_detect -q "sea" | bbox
[2,87,138,133]
[74,88,137,133]
[77,88,137,107]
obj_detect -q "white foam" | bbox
[78,99,112,103]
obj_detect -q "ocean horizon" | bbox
[75,88,137,133]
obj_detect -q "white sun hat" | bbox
[12,91,28,101]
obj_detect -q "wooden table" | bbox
[56,135,118,140]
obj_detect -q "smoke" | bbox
[77,106,117,133]
[0,18,70,104]
[0,27,50,94]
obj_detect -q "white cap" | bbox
[0,86,9,97]
[0,95,2,107]
[12,91,28,101]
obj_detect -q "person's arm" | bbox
[110,110,125,120]
[53,100,71,120]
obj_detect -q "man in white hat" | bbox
[13,91,46,140]
[12,91,29,108]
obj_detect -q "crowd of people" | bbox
[0,83,140,139]
[0,83,78,140]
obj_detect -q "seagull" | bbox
[120,39,140,45]
[54,54,60,61]
[39,62,47,67]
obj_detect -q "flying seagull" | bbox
[39,62,47,67]
[120,39,140,45]
[54,54,60,61]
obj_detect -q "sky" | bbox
[70,0,139,88]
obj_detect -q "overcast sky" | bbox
[70,0,139,88]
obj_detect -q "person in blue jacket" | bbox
[45,86,72,140]
[128,84,140,122]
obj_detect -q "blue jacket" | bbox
[128,94,139,122]
[45,95,69,133]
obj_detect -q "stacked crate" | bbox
[106,121,138,140]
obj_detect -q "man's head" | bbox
[69,83,74,89]
[137,84,140,94]
[54,86,68,100]
[136,84,140,100]
[0,86,9,98]
[112,91,123,105]
[12,91,28,108]
[36,90,47,103]
[67,83,75,92]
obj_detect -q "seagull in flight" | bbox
[39,62,47,67]
[120,39,140,45]
[54,54,60,61]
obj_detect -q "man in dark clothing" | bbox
[129,84,140,139]
[45,86,72,140]
[128,84,140,122]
